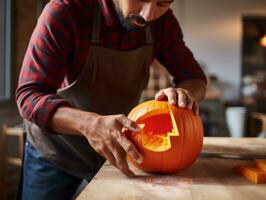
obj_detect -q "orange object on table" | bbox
[233,162,266,184]
[255,160,266,171]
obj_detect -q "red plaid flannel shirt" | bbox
[16,0,207,131]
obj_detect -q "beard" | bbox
[113,2,149,31]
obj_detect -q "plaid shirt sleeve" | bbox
[16,2,73,131]
[156,9,207,86]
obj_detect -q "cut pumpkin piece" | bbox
[233,163,266,184]
[255,160,266,171]
[137,109,179,152]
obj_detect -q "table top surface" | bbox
[77,137,266,200]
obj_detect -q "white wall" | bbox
[0,0,11,101]
[171,0,266,100]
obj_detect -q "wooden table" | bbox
[77,137,266,200]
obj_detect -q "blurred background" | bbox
[0,0,266,199]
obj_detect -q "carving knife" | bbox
[200,152,266,160]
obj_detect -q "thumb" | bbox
[155,90,167,101]
[118,117,141,132]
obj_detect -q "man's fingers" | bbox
[116,132,143,164]
[155,87,197,112]
[176,89,186,108]
[98,146,116,167]
[155,90,167,101]
[163,88,177,105]
[112,145,135,177]
[186,94,194,110]
[117,115,141,132]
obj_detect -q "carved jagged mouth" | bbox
[134,106,179,152]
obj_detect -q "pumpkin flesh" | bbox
[136,111,179,152]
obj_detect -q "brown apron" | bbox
[25,3,154,179]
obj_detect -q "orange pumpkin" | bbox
[126,100,204,174]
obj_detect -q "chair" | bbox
[0,124,24,200]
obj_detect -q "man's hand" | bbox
[155,87,199,115]
[80,114,143,177]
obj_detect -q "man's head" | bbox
[112,0,174,31]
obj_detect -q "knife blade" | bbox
[200,152,266,160]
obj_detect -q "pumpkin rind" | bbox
[127,100,204,173]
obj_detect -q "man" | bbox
[16,0,207,199]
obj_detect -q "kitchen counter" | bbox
[77,137,266,200]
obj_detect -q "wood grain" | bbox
[77,137,266,200]
[202,137,266,156]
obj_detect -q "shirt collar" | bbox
[97,0,120,27]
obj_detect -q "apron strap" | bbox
[91,2,154,45]
[145,26,154,45]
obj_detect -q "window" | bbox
[0,0,11,101]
